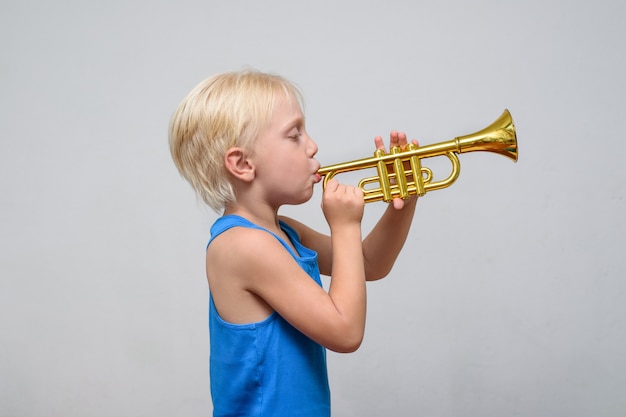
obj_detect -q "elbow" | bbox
[366,272,388,282]
[334,340,363,354]
[363,258,396,281]
[365,267,392,282]
[327,330,364,353]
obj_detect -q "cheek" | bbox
[272,150,299,166]
[259,153,295,178]
[258,147,309,179]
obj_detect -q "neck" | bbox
[223,201,282,234]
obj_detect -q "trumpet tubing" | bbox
[317,109,518,203]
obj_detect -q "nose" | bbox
[307,135,318,157]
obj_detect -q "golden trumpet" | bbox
[317,109,518,203]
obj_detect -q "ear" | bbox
[224,147,255,182]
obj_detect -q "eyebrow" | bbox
[281,116,305,132]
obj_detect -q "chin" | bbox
[289,189,315,206]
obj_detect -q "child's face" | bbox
[251,95,321,207]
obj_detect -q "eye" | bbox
[287,130,302,141]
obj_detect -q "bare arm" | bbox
[362,195,417,280]
[214,179,366,353]
[320,179,366,350]
[361,131,419,280]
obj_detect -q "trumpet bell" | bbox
[317,109,518,203]
[455,109,517,162]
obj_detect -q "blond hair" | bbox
[169,70,304,213]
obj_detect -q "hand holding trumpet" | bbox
[373,130,420,210]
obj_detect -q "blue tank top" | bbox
[207,215,331,417]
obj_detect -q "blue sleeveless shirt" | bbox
[207,215,331,417]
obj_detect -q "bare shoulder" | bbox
[208,226,275,263]
[206,227,285,323]
[207,226,291,288]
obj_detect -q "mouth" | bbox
[313,162,322,183]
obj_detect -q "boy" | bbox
[169,70,418,416]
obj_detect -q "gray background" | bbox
[2,1,625,416]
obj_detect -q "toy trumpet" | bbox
[317,109,518,203]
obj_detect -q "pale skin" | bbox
[206,94,418,353]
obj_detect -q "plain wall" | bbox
[1,1,625,416]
